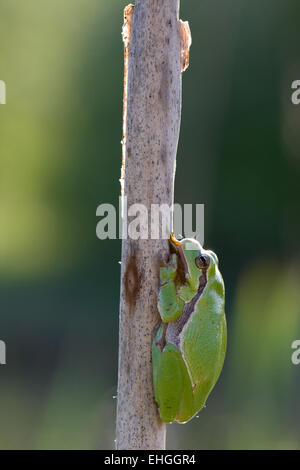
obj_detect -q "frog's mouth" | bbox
[169,233,188,278]
[170,232,181,249]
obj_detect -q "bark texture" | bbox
[116,0,188,450]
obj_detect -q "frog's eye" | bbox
[195,255,210,269]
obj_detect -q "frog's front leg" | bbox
[158,252,185,323]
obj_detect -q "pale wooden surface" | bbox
[116,0,188,450]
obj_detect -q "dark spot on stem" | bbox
[124,254,140,312]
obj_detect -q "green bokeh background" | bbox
[0,0,300,449]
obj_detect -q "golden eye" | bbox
[195,255,210,269]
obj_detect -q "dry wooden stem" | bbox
[116,0,191,450]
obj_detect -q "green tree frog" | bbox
[152,233,226,423]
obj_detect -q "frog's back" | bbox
[182,278,226,410]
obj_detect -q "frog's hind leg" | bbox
[152,338,194,423]
[152,325,165,402]
[175,354,194,423]
[155,343,184,423]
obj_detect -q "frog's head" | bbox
[170,233,219,291]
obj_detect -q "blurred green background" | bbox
[0,0,300,449]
